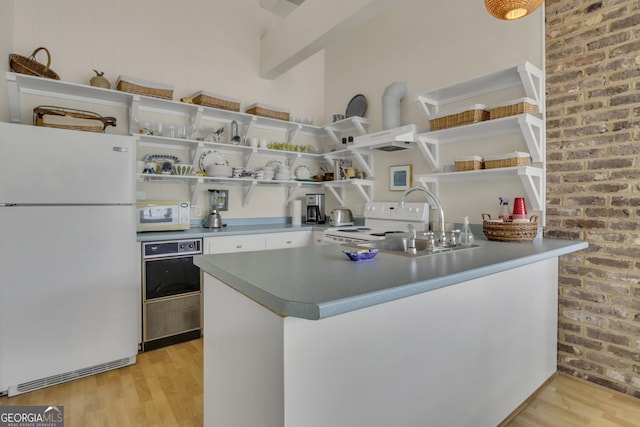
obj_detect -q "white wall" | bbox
[5,0,544,223]
[323,0,544,221]
[0,1,14,123]
[6,0,325,220]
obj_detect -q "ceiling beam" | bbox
[260,0,395,79]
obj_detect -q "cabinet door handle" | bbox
[286,240,292,244]
[236,245,242,248]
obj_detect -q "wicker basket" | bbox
[430,104,489,131]
[484,151,531,169]
[34,106,116,133]
[482,214,539,242]
[191,91,240,112]
[455,156,483,171]
[245,103,290,121]
[9,47,60,80]
[115,75,173,100]
[489,97,538,120]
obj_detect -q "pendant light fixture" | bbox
[484,0,544,20]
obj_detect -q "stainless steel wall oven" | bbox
[142,239,202,351]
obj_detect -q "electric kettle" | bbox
[204,209,223,229]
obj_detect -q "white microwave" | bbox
[136,200,190,232]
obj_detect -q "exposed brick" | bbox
[607,345,640,363]
[611,93,640,106]
[610,170,640,180]
[587,158,634,169]
[611,197,640,207]
[565,219,607,230]
[549,0,640,398]
[562,309,606,325]
[585,279,631,294]
[584,208,630,218]
[610,144,640,157]
[587,183,630,193]
[562,171,607,182]
[584,303,632,319]
[565,357,605,373]
[610,13,640,31]
[587,351,631,369]
[545,229,584,240]
[559,321,582,334]
[561,265,606,278]
[611,40,640,58]
[559,343,583,355]
[589,84,629,98]
[565,124,609,137]
[567,148,607,159]
[566,288,607,302]
[588,375,629,392]
[568,196,607,206]
[547,162,584,172]
[610,67,640,82]
[587,328,631,346]
[584,231,629,243]
[609,319,640,335]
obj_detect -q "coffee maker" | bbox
[305,193,326,224]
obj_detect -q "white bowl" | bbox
[259,139,269,148]
[171,164,193,176]
[248,138,259,147]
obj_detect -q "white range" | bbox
[322,202,429,244]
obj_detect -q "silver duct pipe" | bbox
[382,82,407,130]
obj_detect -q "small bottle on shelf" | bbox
[498,197,511,221]
[459,217,475,247]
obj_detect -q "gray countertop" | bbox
[194,237,588,320]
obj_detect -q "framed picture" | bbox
[389,164,412,191]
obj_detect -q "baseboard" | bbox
[497,372,558,427]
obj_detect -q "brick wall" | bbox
[545,0,640,398]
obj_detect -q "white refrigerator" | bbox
[0,122,139,396]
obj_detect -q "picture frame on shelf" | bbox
[389,164,412,191]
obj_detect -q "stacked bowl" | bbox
[275,164,291,180]
[263,167,275,180]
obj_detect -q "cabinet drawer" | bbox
[206,235,266,254]
[265,231,311,250]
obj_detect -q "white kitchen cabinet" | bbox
[204,231,312,254]
[312,230,333,246]
[204,235,267,254]
[412,61,546,223]
[265,231,311,250]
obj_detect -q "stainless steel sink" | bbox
[344,237,478,258]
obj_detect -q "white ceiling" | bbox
[259,0,395,79]
[259,0,306,17]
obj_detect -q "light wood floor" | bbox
[0,339,203,426]
[1,338,639,426]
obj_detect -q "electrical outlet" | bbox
[192,205,202,217]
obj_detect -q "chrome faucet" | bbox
[406,224,417,254]
[400,186,447,246]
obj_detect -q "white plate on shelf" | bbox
[199,150,228,171]
[294,165,311,180]
[265,160,283,169]
[143,154,181,174]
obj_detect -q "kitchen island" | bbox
[194,237,587,427]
